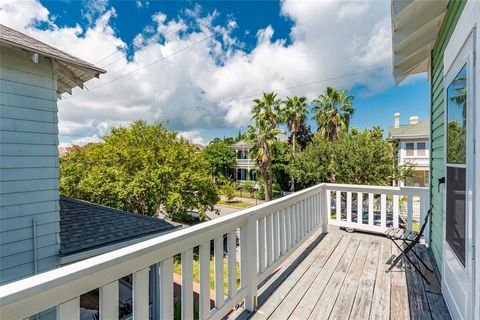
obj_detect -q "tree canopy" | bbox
[288,127,410,187]
[60,121,218,221]
[202,140,236,178]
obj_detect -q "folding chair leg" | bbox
[387,240,408,271]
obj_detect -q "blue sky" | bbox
[3,0,430,144]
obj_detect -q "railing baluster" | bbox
[393,195,399,228]
[308,196,313,231]
[346,192,352,224]
[227,231,237,299]
[57,297,80,320]
[99,280,118,320]
[407,196,413,231]
[279,208,286,256]
[292,203,297,244]
[368,193,374,226]
[199,242,211,320]
[181,249,193,320]
[326,189,332,223]
[159,257,174,320]
[241,217,257,311]
[357,192,363,225]
[381,194,387,228]
[336,191,341,222]
[273,212,279,262]
[258,218,265,273]
[266,214,273,267]
[133,268,150,320]
[285,206,292,251]
[214,236,225,308]
[301,200,306,237]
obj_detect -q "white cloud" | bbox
[178,130,206,145]
[0,0,393,145]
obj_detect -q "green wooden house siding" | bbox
[429,0,467,271]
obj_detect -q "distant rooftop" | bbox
[59,197,177,257]
[388,118,429,139]
[0,24,106,97]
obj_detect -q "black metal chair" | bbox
[384,207,433,284]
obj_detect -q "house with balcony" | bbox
[1,1,479,320]
[388,113,430,187]
[230,133,287,183]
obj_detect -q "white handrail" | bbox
[0,184,327,320]
[0,182,429,320]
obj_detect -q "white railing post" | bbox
[346,192,352,224]
[99,280,118,320]
[241,216,258,311]
[199,242,211,320]
[57,297,79,320]
[214,236,225,309]
[323,188,329,233]
[159,257,173,320]
[181,249,194,320]
[420,191,430,244]
[133,268,150,320]
[407,196,413,231]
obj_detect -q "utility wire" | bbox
[63,2,276,100]
[142,65,391,117]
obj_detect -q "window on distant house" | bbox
[406,143,414,156]
[417,142,426,156]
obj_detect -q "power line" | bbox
[145,65,391,117]
[63,2,276,100]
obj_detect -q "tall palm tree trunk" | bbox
[290,132,296,192]
[263,169,271,201]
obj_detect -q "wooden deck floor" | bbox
[238,228,451,320]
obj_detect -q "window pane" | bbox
[446,166,466,266]
[447,64,467,164]
[417,142,426,156]
[406,143,414,156]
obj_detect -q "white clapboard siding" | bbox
[0,45,60,285]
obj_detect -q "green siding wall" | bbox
[429,0,467,271]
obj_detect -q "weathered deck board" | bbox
[369,240,391,320]
[326,240,369,320]
[250,233,341,320]
[348,240,380,320]
[390,241,410,320]
[268,237,350,319]
[240,229,451,320]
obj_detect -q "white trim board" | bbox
[442,1,479,319]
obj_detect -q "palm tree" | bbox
[246,120,279,201]
[282,96,308,153]
[312,87,354,141]
[281,96,308,192]
[252,92,282,127]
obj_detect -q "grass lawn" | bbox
[217,199,254,208]
[173,255,240,296]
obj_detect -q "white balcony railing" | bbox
[235,158,256,166]
[0,183,429,320]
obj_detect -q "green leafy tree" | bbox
[282,96,308,153]
[60,121,218,221]
[220,179,236,200]
[312,87,354,141]
[202,140,236,178]
[288,122,313,150]
[271,141,292,191]
[289,127,411,187]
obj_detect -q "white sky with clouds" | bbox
[0,0,393,146]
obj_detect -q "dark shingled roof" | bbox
[59,196,177,256]
[387,118,430,139]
